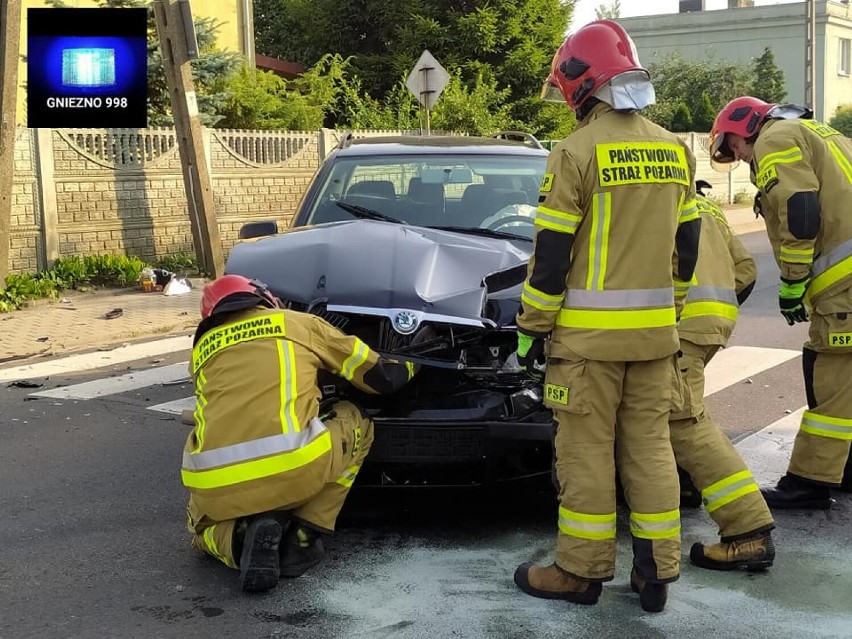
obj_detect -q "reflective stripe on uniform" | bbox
[558,506,617,541]
[522,282,565,312]
[203,525,234,567]
[629,509,681,540]
[760,146,804,169]
[673,279,691,300]
[192,369,208,454]
[681,285,739,321]
[779,245,815,265]
[679,197,700,224]
[557,287,676,330]
[809,238,852,298]
[336,464,361,488]
[340,339,370,381]
[799,410,852,440]
[276,339,301,434]
[586,192,612,291]
[535,206,582,234]
[701,470,759,513]
[827,139,852,185]
[181,417,332,488]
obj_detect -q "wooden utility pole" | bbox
[0,0,23,284]
[153,0,224,278]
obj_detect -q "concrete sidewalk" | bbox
[0,285,201,364]
[0,207,764,365]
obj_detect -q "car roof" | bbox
[336,135,550,157]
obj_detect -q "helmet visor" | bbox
[540,79,564,103]
[709,131,740,173]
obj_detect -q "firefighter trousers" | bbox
[788,338,852,485]
[548,353,681,584]
[669,340,774,539]
[187,401,374,568]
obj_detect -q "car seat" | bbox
[405,177,445,226]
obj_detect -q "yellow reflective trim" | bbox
[558,523,617,541]
[803,410,852,428]
[632,508,680,523]
[336,464,361,488]
[558,508,617,540]
[599,194,612,290]
[800,424,852,440]
[535,206,582,234]
[827,140,852,186]
[679,198,700,223]
[341,339,370,381]
[559,508,617,523]
[203,526,234,567]
[192,314,286,374]
[809,256,852,298]
[536,206,582,223]
[522,282,564,312]
[595,142,689,186]
[182,430,332,489]
[557,307,676,330]
[706,484,759,513]
[276,340,301,434]
[680,301,738,321]
[586,193,612,291]
[405,361,415,379]
[760,146,803,169]
[522,293,561,312]
[629,509,681,540]
[192,369,208,454]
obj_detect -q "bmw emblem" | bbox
[392,311,419,335]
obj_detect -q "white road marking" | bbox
[147,395,196,415]
[31,363,191,400]
[0,335,192,382]
[703,345,800,396]
[733,406,805,485]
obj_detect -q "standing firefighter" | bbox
[710,97,852,509]
[513,20,701,613]
[182,275,416,593]
[674,181,775,571]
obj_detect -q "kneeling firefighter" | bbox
[181,275,417,593]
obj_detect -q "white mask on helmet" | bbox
[594,70,656,112]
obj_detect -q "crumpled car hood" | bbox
[226,220,531,325]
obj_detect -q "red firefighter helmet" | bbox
[200,274,279,319]
[709,96,775,167]
[541,20,647,110]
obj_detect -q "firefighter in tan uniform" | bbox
[183,275,416,593]
[672,181,775,571]
[513,20,701,613]
[711,97,852,509]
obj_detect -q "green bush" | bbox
[829,104,852,137]
[732,188,752,205]
[0,253,149,313]
[154,252,201,275]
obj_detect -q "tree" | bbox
[751,47,786,104]
[670,101,692,132]
[46,0,241,126]
[595,0,621,20]
[253,0,575,138]
[829,104,852,137]
[692,91,716,132]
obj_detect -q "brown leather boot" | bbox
[513,563,602,604]
[689,531,775,572]
[630,568,667,613]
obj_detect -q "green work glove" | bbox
[517,329,546,379]
[779,277,810,326]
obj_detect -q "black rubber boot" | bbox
[238,516,283,593]
[630,569,667,613]
[279,524,326,578]
[761,474,833,510]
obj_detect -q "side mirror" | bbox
[239,221,278,240]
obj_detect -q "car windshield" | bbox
[303,153,548,239]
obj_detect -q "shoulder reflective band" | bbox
[192,314,286,374]
[595,142,689,187]
[535,206,582,234]
[801,119,843,138]
[629,509,681,540]
[679,197,700,224]
[827,140,852,185]
[558,506,616,541]
[758,146,803,171]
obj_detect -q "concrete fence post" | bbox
[34,128,60,268]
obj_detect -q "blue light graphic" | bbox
[61,48,116,87]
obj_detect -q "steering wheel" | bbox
[484,214,536,232]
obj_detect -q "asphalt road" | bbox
[1,231,850,639]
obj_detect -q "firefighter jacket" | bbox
[182,306,415,522]
[752,118,852,314]
[678,196,756,347]
[518,102,701,361]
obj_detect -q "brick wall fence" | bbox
[7,126,413,274]
[8,127,752,275]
